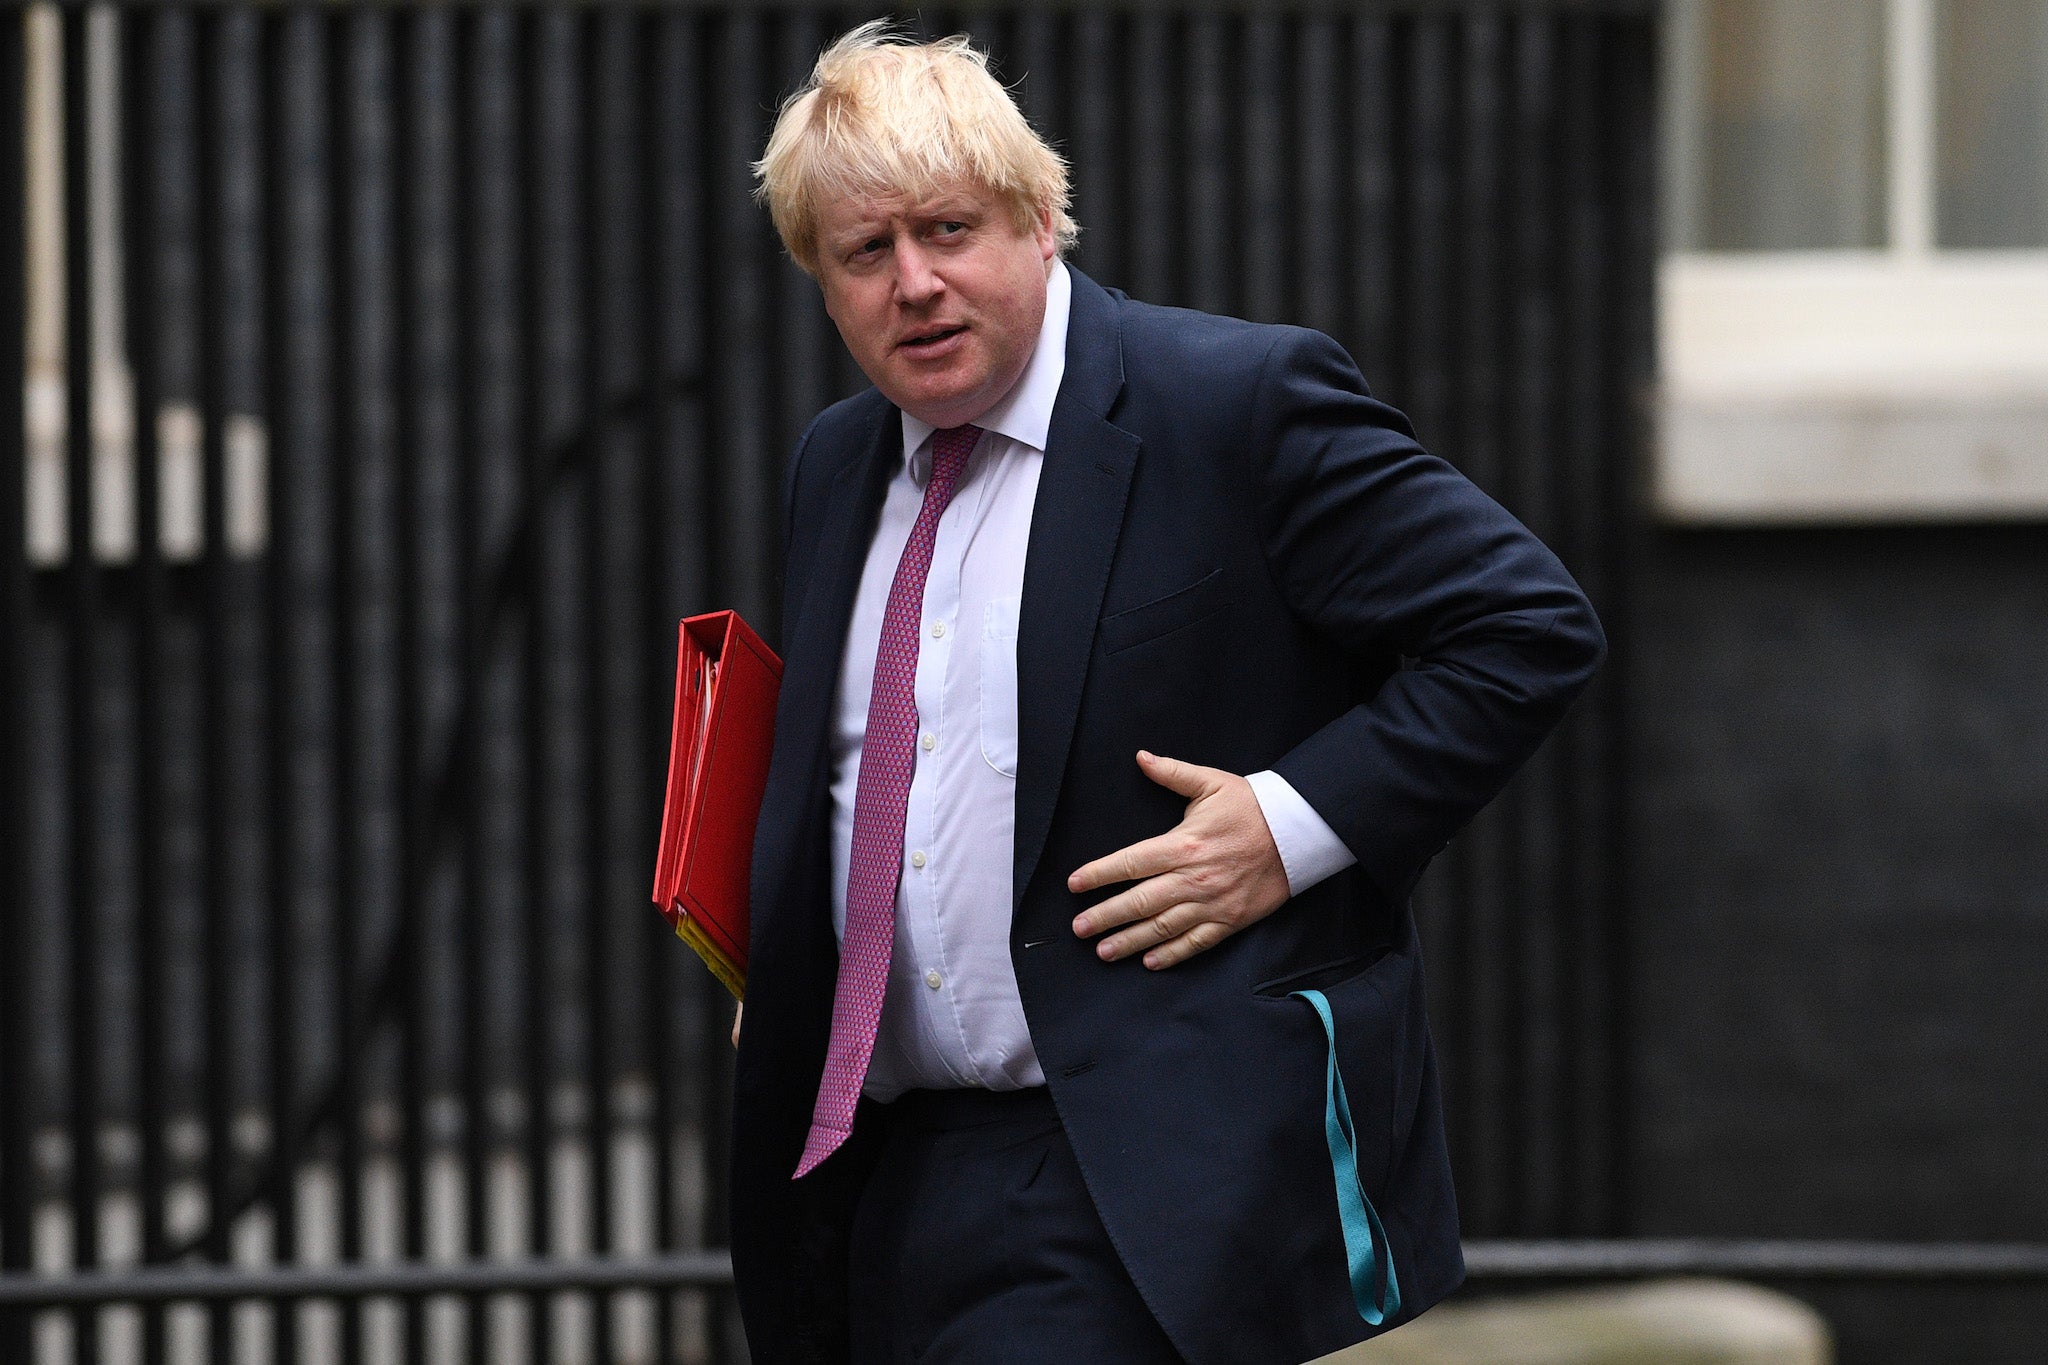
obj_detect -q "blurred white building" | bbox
[1658,0,2048,521]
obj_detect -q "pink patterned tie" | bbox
[795,424,982,1178]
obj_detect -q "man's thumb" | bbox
[1138,749,1218,797]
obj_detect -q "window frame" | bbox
[1655,0,2048,523]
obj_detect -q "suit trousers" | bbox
[847,1086,1184,1364]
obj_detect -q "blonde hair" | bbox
[754,21,1079,276]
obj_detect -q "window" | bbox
[1658,0,2048,522]
[1939,0,2048,249]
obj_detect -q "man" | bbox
[732,23,1604,1365]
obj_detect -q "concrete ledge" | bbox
[1655,389,2048,524]
[1320,1278,1831,1365]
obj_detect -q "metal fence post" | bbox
[1,6,37,1363]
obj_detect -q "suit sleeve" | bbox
[1254,327,1606,900]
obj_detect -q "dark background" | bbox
[1627,525,2048,1357]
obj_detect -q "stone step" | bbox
[1319,1278,1832,1365]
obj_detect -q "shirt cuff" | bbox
[1244,769,1359,898]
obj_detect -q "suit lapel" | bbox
[1013,272,1137,911]
[779,417,898,751]
[752,406,897,926]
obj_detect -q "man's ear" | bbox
[1034,205,1057,261]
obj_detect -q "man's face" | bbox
[814,183,1057,430]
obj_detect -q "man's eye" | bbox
[933,221,967,237]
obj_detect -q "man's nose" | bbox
[890,240,942,305]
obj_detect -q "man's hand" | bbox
[1067,751,1293,969]
[731,1001,742,1049]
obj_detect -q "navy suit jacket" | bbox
[730,269,1605,1364]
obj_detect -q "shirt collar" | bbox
[900,258,1071,480]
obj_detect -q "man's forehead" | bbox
[822,183,998,230]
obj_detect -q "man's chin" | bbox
[889,381,993,431]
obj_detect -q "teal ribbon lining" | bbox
[1292,988,1402,1327]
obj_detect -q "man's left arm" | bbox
[1072,327,1605,966]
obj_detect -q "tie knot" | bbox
[930,424,981,481]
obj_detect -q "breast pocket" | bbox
[979,597,1021,778]
[1098,567,1229,655]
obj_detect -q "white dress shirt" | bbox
[830,261,1357,1100]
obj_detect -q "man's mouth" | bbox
[899,324,967,352]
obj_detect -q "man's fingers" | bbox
[1068,759,1287,962]
[1073,871,1190,937]
[1094,901,1203,961]
[1137,749,1222,800]
[731,1001,743,1050]
[1066,754,1234,896]
[1068,828,1190,894]
[1140,919,1236,970]
[1066,759,1290,968]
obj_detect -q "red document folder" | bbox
[652,610,782,999]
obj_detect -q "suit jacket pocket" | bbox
[1099,567,1229,655]
[1252,945,1393,999]
[1253,946,1414,1203]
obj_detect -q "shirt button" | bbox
[920,732,936,752]
[925,969,943,990]
[910,850,927,869]
[930,621,946,638]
